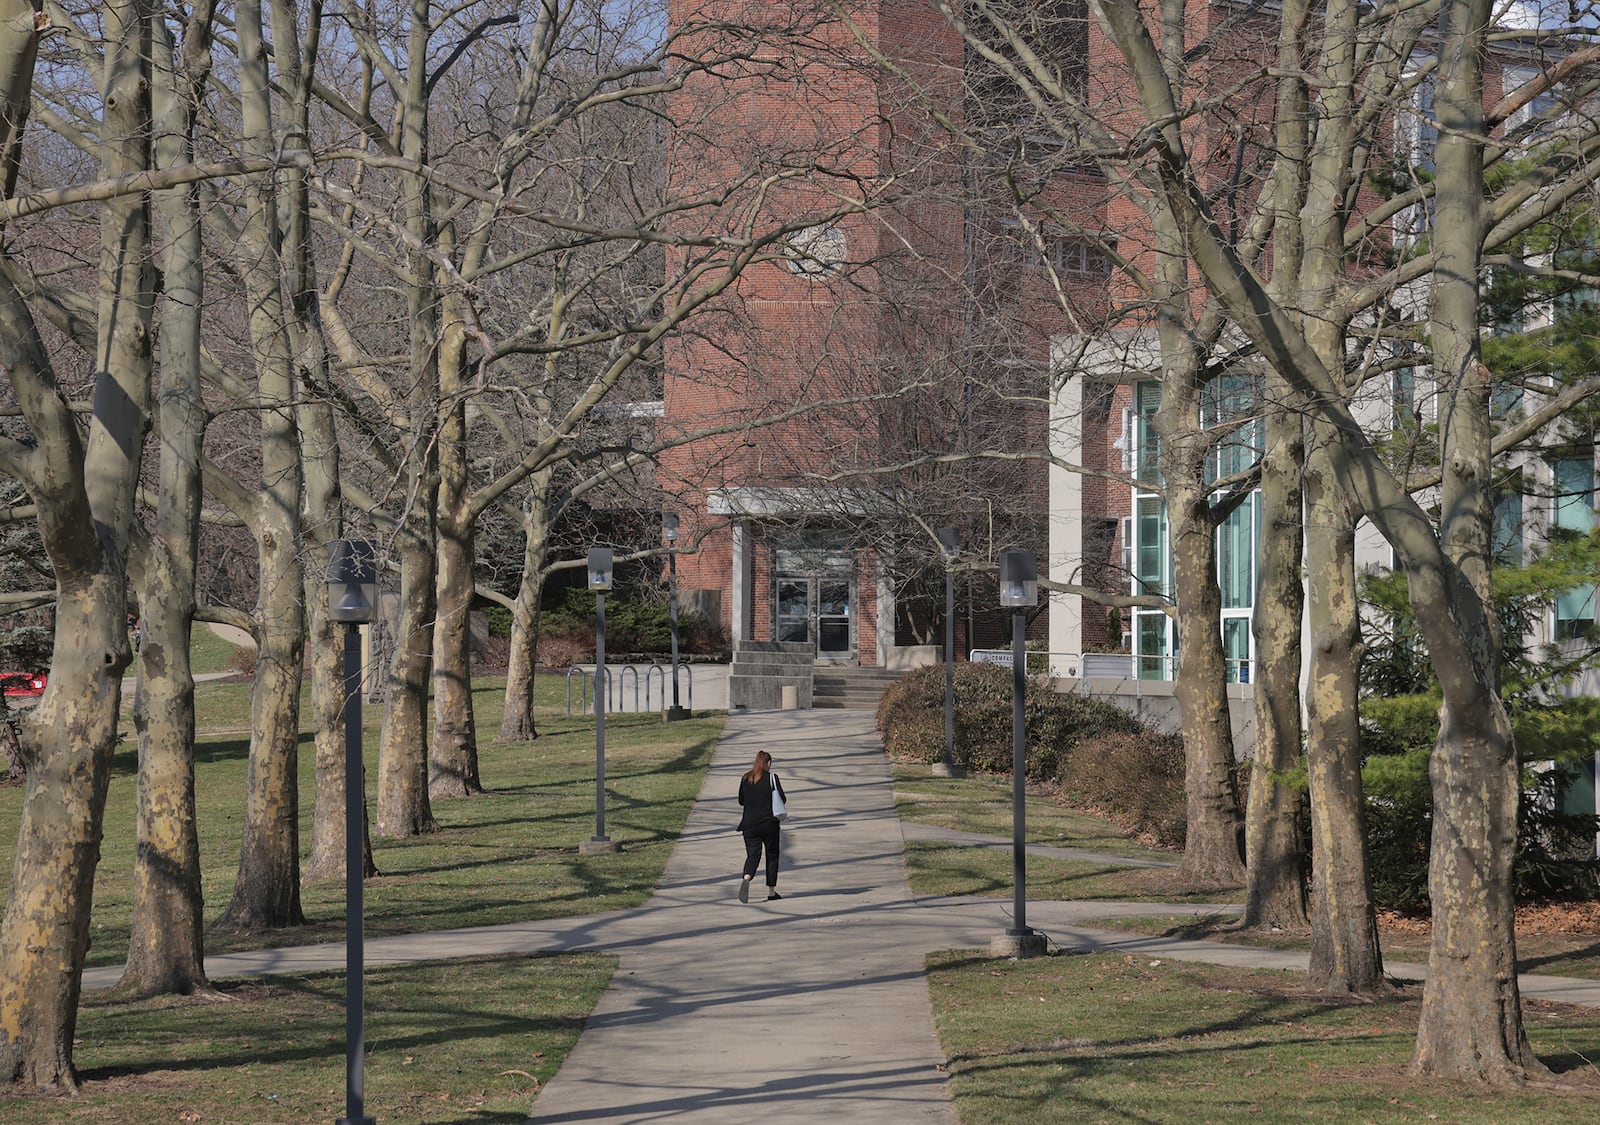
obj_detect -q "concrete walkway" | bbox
[80,709,1600,1119]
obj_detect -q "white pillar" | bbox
[876,563,894,668]
[1048,365,1084,677]
[731,521,751,643]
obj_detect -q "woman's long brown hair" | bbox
[742,750,772,784]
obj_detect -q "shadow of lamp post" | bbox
[663,513,691,721]
[993,549,1047,959]
[582,548,621,855]
[329,539,378,1125]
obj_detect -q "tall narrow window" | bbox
[1553,456,1596,639]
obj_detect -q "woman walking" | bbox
[737,750,787,902]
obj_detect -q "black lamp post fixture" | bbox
[328,540,377,1125]
[582,548,620,855]
[934,526,963,778]
[663,514,690,721]
[994,549,1047,959]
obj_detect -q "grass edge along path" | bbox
[1,952,616,1124]
[927,949,1600,1125]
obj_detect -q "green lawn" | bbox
[1085,911,1600,982]
[3,674,725,968]
[927,951,1600,1124]
[894,763,1174,859]
[894,761,1228,905]
[1,952,614,1124]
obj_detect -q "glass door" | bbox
[816,579,853,660]
[775,578,814,644]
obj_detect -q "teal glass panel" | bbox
[1136,495,1167,597]
[1136,612,1169,680]
[1218,502,1253,610]
[1223,617,1250,683]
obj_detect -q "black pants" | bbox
[742,822,781,887]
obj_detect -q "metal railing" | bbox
[967,650,1253,685]
[565,662,695,715]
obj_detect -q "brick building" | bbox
[659,0,1108,666]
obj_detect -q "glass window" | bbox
[1135,496,1168,597]
[1136,613,1169,680]
[1135,381,1162,487]
[1223,617,1251,684]
[1553,457,1595,639]
[1218,502,1254,611]
[1493,489,1523,567]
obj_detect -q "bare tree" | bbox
[0,0,150,1087]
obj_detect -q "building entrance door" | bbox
[775,578,813,645]
[773,574,856,662]
[816,578,852,661]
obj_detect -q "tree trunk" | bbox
[123,553,209,996]
[1304,435,1385,993]
[217,0,308,930]
[431,273,482,797]
[0,0,148,1081]
[377,512,441,835]
[1240,398,1308,930]
[0,580,131,1087]
[1156,389,1245,886]
[1412,0,1539,1080]
[1168,487,1245,885]
[119,0,217,1000]
[498,481,554,742]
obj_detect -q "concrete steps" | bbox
[812,667,905,710]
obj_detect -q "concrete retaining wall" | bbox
[729,640,815,710]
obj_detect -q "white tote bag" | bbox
[770,772,789,820]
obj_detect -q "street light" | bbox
[935,526,963,778]
[994,549,1046,959]
[663,513,690,722]
[581,548,620,855]
[328,539,377,1125]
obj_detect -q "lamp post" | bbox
[663,513,690,721]
[329,540,377,1125]
[934,526,963,778]
[994,549,1046,959]
[581,548,620,855]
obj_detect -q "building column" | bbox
[1048,363,1084,677]
[876,563,894,669]
[731,520,751,643]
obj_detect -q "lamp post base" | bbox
[664,706,692,722]
[990,930,1048,959]
[336,1117,376,1125]
[580,836,620,855]
[929,762,964,778]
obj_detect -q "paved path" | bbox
[80,709,1600,1120]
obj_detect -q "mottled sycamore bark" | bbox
[1304,433,1383,992]
[376,0,441,837]
[431,267,482,797]
[498,485,554,742]
[1237,0,1310,933]
[1411,0,1538,1080]
[1241,397,1308,930]
[218,0,308,929]
[0,0,149,1085]
[120,1,217,999]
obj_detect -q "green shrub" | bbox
[1361,692,1600,909]
[877,663,1142,778]
[1057,730,1188,849]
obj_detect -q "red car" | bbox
[1,672,47,697]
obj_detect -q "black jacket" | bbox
[737,771,787,833]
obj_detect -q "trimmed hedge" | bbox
[1057,730,1188,849]
[877,663,1143,778]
